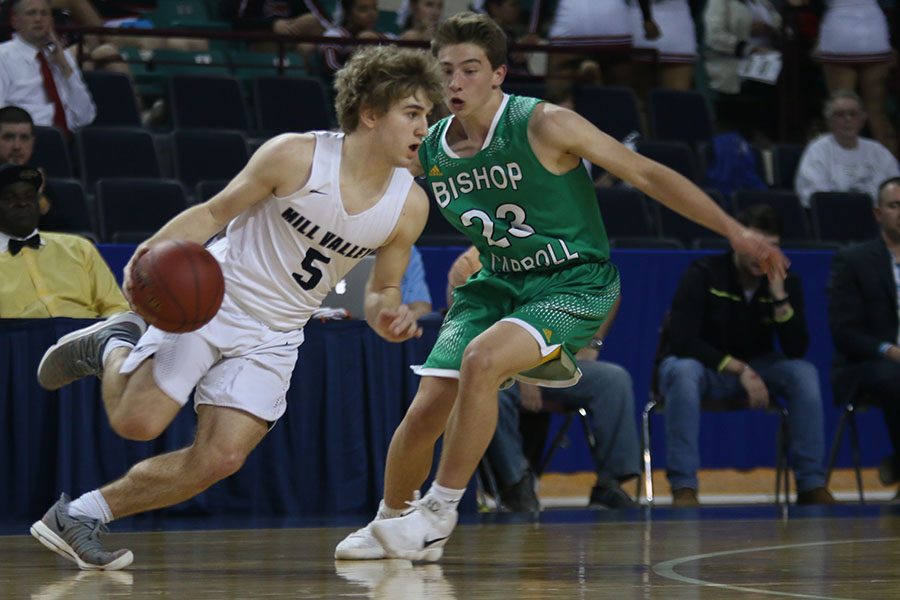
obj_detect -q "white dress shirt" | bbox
[0,36,96,131]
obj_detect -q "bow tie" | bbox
[9,234,41,256]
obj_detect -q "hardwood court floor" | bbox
[3,507,900,599]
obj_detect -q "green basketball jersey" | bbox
[419,94,610,274]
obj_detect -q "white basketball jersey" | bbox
[210,131,414,331]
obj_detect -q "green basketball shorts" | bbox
[414,260,620,387]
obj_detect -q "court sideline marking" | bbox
[652,537,900,599]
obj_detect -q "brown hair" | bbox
[737,204,782,237]
[333,45,443,133]
[431,11,508,69]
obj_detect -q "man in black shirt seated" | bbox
[658,204,834,507]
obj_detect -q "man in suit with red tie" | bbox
[828,176,900,500]
[0,0,96,134]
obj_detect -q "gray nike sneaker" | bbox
[37,312,146,391]
[30,494,133,571]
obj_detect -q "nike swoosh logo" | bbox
[308,189,325,195]
[54,512,66,532]
[423,535,448,548]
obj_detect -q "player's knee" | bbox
[196,447,248,483]
[459,345,501,381]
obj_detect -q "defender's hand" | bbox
[376,304,423,342]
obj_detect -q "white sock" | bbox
[101,339,134,366]
[430,483,465,508]
[67,490,114,524]
[376,499,405,520]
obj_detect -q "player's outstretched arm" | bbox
[529,104,788,280]
[123,134,316,299]
[365,184,429,342]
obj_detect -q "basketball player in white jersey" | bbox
[30,45,443,571]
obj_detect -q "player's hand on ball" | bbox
[123,244,151,305]
[377,304,423,342]
[730,228,790,281]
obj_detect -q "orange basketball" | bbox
[130,240,225,333]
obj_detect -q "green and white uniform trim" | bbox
[415,94,619,387]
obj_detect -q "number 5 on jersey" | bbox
[292,248,330,290]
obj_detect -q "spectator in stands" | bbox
[794,90,900,208]
[401,245,433,319]
[630,0,692,93]
[229,0,331,54]
[827,177,900,501]
[812,0,896,156]
[448,246,640,511]
[0,0,96,134]
[399,0,443,42]
[0,105,51,215]
[703,0,782,145]
[0,163,127,317]
[659,205,834,507]
[535,0,656,105]
[480,0,540,77]
[322,0,386,74]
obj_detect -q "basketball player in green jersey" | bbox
[336,11,788,562]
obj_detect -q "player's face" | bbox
[0,123,35,166]
[735,228,780,278]
[875,183,900,241]
[374,91,432,167]
[0,181,40,238]
[438,43,506,118]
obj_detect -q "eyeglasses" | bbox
[830,109,862,119]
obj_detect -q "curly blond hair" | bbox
[334,45,443,133]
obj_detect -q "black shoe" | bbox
[589,483,639,509]
[499,471,540,513]
[879,455,898,486]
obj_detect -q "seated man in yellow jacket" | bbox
[0,163,127,318]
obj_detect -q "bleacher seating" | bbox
[733,190,812,241]
[32,126,73,178]
[169,75,250,130]
[96,179,189,242]
[253,77,333,135]
[40,178,93,237]
[84,71,142,128]
[810,192,878,244]
[173,129,249,186]
[595,188,655,239]
[574,86,643,143]
[76,127,162,188]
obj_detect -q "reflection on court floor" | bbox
[3,505,900,599]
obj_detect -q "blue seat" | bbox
[170,75,249,130]
[252,77,332,135]
[772,143,804,189]
[595,188,654,238]
[39,178,94,237]
[173,129,249,187]
[733,190,812,241]
[648,89,713,150]
[96,179,188,242]
[32,126,73,178]
[76,127,161,189]
[83,71,141,127]
[810,192,877,244]
[637,140,698,182]
[574,85,643,142]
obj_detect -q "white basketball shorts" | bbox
[120,293,305,423]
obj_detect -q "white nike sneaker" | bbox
[334,522,386,560]
[370,493,458,562]
[335,499,407,560]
